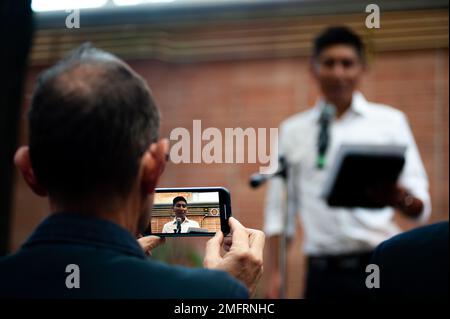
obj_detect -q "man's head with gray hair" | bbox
[19,43,166,230]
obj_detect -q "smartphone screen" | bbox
[146,187,231,237]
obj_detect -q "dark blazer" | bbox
[371,221,448,299]
[0,213,248,299]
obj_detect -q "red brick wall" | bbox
[11,48,449,298]
[130,49,449,226]
[202,216,221,233]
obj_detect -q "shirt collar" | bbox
[22,212,146,259]
[314,91,369,118]
[350,91,369,116]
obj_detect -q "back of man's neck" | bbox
[49,200,138,235]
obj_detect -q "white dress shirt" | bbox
[162,217,200,233]
[264,92,431,256]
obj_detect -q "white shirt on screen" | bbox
[162,217,200,233]
[264,92,431,256]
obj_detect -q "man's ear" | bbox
[14,146,47,197]
[141,138,169,195]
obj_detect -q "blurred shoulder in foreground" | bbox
[371,221,448,299]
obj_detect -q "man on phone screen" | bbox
[162,196,200,233]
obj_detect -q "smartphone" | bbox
[145,187,232,237]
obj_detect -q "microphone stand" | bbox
[249,157,288,298]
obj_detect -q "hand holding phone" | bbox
[204,217,265,297]
[141,187,265,296]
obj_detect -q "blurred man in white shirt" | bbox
[264,26,431,299]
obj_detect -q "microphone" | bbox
[176,217,182,233]
[317,104,335,169]
[249,156,287,188]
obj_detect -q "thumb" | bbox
[204,230,224,268]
